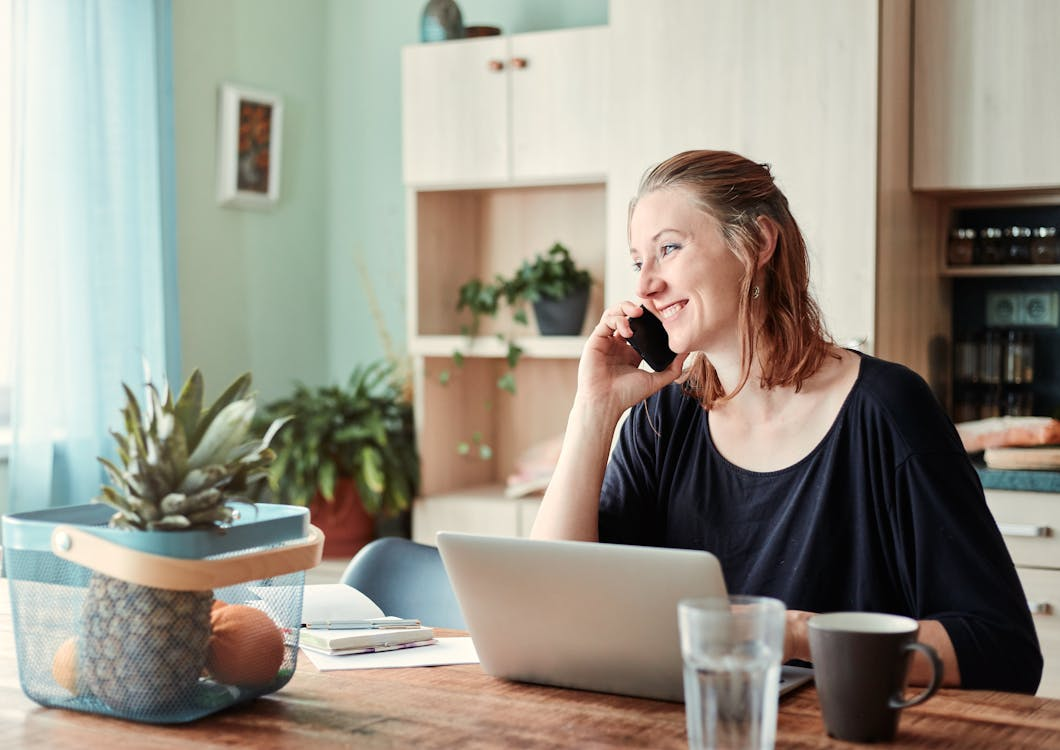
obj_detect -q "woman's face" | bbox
[628,187,746,355]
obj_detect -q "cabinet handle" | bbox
[487,59,504,72]
[997,523,1052,538]
[510,57,528,69]
[1028,600,1053,615]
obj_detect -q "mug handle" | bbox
[889,642,943,709]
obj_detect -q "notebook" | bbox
[299,625,435,654]
[436,531,813,703]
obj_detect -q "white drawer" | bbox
[984,490,1060,569]
[1015,568,1060,698]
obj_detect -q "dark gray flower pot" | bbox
[533,286,590,336]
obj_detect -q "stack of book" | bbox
[299,584,435,656]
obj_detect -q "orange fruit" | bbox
[52,637,80,694]
[205,604,285,687]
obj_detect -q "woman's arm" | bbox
[531,303,686,541]
[530,395,619,541]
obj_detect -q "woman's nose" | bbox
[635,260,664,299]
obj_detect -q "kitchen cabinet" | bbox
[984,489,1060,698]
[913,0,1060,191]
[606,0,946,376]
[401,26,607,187]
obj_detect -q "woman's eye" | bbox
[660,243,681,257]
[631,260,642,273]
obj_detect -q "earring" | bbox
[751,285,760,299]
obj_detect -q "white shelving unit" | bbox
[402,27,609,543]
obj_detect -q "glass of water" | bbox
[678,596,786,750]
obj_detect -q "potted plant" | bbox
[457,241,592,338]
[252,359,420,558]
[442,242,592,460]
[448,242,592,392]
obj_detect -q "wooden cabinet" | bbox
[606,0,945,374]
[401,27,607,187]
[913,0,1060,191]
[984,489,1060,698]
[402,30,609,543]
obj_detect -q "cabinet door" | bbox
[509,27,607,181]
[607,0,879,350]
[402,37,509,186]
[913,0,1060,190]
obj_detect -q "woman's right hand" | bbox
[576,301,687,418]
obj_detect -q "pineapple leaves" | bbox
[190,372,252,452]
[174,369,205,454]
[95,370,274,531]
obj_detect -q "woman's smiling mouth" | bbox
[658,301,686,320]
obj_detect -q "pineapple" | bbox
[80,370,285,716]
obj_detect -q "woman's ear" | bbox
[754,215,779,270]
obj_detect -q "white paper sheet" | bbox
[300,636,479,671]
[300,583,384,623]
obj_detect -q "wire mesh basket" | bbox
[2,502,323,724]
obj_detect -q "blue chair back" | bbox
[339,536,467,630]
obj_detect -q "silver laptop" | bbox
[436,531,813,703]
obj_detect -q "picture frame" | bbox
[215,83,284,210]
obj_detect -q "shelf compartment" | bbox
[411,485,542,543]
[416,356,576,498]
[412,183,606,338]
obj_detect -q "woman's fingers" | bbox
[596,301,645,340]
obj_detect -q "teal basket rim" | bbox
[2,502,309,559]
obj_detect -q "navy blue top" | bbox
[599,353,1042,693]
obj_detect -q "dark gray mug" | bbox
[808,612,943,743]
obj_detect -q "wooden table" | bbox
[2,587,1059,749]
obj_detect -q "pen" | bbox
[302,619,422,630]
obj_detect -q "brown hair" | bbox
[630,150,833,409]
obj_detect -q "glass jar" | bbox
[1002,226,1032,264]
[978,389,1001,419]
[977,329,1002,385]
[1002,388,1033,417]
[977,227,1004,265]
[1002,330,1034,384]
[952,385,979,423]
[1030,226,1059,264]
[954,331,979,382]
[947,228,976,266]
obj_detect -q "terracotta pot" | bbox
[308,478,375,560]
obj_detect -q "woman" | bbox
[531,150,1042,693]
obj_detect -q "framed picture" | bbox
[216,83,283,210]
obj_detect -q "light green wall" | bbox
[172,0,607,400]
[173,0,330,402]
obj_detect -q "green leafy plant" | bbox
[446,242,591,392]
[253,360,419,516]
[444,242,591,459]
[456,243,591,338]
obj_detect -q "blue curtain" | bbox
[7,0,180,512]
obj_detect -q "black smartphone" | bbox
[625,305,677,372]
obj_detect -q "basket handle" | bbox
[50,523,325,591]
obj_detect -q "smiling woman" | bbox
[533,149,1043,696]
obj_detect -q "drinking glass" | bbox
[678,596,786,750]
